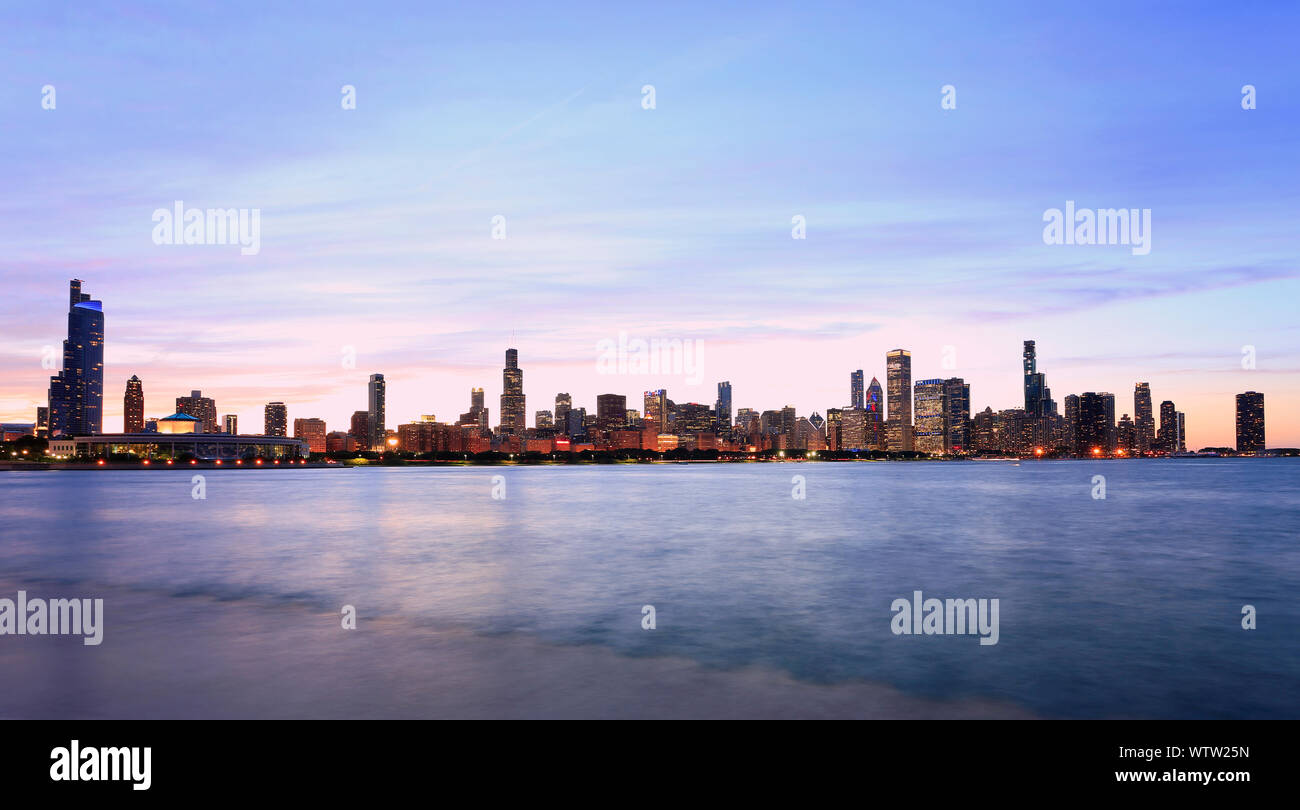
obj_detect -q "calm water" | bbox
[1,459,1297,718]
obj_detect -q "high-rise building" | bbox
[913,379,947,454]
[1100,392,1117,451]
[349,411,371,448]
[458,388,489,429]
[1117,414,1136,454]
[1078,393,1113,455]
[596,394,627,432]
[850,370,865,410]
[715,381,732,435]
[499,349,526,434]
[1175,411,1186,453]
[368,373,386,449]
[1236,392,1265,452]
[864,376,885,450]
[223,414,238,435]
[535,410,555,429]
[824,408,842,451]
[840,408,866,450]
[943,377,970,453]
[644,389,667,435]
[176,390,217,434]
[35,406,49,439]
[554,393,572,435]
[294,417,328,453]
[1158,400,1176,453]
[47,279,105,437]
[1063,394,1080,453]
[124,375,144,433]
[1134,382,1154,454]
[885,349,912,451]
[264,402,288,437]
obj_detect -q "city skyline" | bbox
[2,4,1298,446]
[14,278,1278,454]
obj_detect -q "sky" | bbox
[2,1,1297,447]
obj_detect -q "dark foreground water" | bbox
[0,459,1296,719]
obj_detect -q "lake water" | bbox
[1,459,1296,718]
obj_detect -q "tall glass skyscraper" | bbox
[912,379,947,454]
[850,370,864,410]
[1134,382,1154,454]
[715,381,732,434]
[1235,391,1265,452]
[47,279,104,437]
[124,375,144,433]
[885,349,912,451]
[499,349,525,434]
[368,373,386,448]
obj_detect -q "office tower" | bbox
[943,377,970,453]
[1158,400,1176,453]
[809,411,825,431]
[499,349,526,434]
[824,408,842,451]
[457,388,489,430]
[1078,393,1113,454]
[840,408,866,450]
[863,376,885,449]
[264,402,288,437]
[1175,411,1186,453]
[35,406,49,439]
[596,394,627,432]
[1236,392,1265,452]
[350,411,371,448]
[644,389,668,435]
[47,279,105,437]
[223,414,238,435]
[1099,393,1116,451]
[886,349,912,451]
[1023,341,1042,412]
[565,407,587,440]
[625,409,641,427]
[554,393,571,435]
[124,375,144,433]
[675,403,714,436]
[367,373,386,449]
[850,370,864,410]
[971,406,995,452]
[715,381,732,435]
[294,417,328,453]
[913,379,947,454]
[1063,394,1080,453]
[176,390,217,434]
[536,410,554,429]
[1134,382,1154,454]
[1117,414,1136,454]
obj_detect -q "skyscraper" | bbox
[499,349,526,434]
[554,393,572,435]
[1063,394,1080,453]
[124,375,144,433]
[912,379,947,454]
[368,373,386,449]
[886,349,912,451]
[1022,340,1056,418]
[223,414,238,435]
[1158,400,1176,453]
[1236,392,1265,452]
[264,402,288,437]
[715,381,732,435]
[1078,393,1113,455]
[47,279,105,437]
[850,370,864,410]
[349,411,371,448]
[176,390,217,433]
[943,377,970,453]
[864,376,885,450]
[644,389,667,435]
[596,394,627,432]
[1134,382,1154,454]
